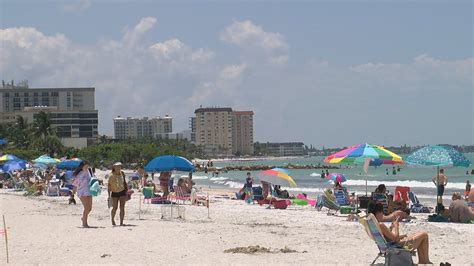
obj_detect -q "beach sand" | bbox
[0,189,472,265]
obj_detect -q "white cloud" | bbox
[221,20,289,66]
[1,18,472,146]
[221,20,287,50]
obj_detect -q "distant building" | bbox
[189,117,196,143]
[113,115,172,139]
[0,84,98,148]
[232,111,254,155]
[193,107,254,156]
[263,142,305,157]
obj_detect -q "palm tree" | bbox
[9,116,32,149]
[33,111,54,138]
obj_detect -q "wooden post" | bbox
[3,215,9,263]
[207,192,210,219]
[138,193,142,220]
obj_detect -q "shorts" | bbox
[437,185,445,196]
[111,189,127,198]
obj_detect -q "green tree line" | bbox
[0,112,202,165]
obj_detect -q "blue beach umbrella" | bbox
[56,159,82,170]
[0,154,21,162]
[2,160,27,172]
[0,139,7,145]
[144,155,194,172]
[405,145,471,168]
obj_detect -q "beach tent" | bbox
[405,145,471,214]
[323,143,404,195]
[144,155,194,172]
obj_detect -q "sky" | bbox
[1,0,473,147]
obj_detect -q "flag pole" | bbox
[3,215,9,263]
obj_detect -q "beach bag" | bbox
[384,248,414,266]
[89,178,101,197]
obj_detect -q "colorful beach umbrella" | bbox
[326,172,347,183]
[33,155,60,165]
[324,143,404,195]
[256,168,297,188]
[144,155,194,172]
[324,143,404,165]
[405,145,471,168]
[0,154,21,162]
[2,160,27,172]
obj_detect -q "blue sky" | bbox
[1,0,473,147]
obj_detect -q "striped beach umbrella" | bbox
[257,168,297,188]
[324,143,404,165]
[326,172,347,183]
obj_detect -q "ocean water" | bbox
[190,154,474,201]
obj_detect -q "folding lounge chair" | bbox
[393,186,410,203]
[334,190,350,206]
[318,190,340,214]
[170,186,191,204]
[359,214,415,265]
[142,187,154,203]
[408,191,430,213]
[372,193,390,215]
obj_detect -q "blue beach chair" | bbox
[359,214,415,265]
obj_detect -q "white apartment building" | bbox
[0,84,98,148]
[113,116,172,139]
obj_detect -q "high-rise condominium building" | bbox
[193,107,254,156]
[232,111,254,155]
[113,116,172,139]
[0,83,98,148]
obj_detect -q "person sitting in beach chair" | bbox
[368,202,432,264]
[46,179,60,196]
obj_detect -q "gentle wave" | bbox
[310,173,321,177]
[344,179,466,189]
[210,177,229,181]
[190,175,209,180]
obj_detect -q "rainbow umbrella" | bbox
[324,143,403,165]
[256,168,297,187]
[324,143,404,195]
[326,172,347,183]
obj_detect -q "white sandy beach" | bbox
[0,188,473,265]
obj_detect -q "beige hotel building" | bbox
[194,107,254,156]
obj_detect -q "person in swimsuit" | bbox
[72,161,92,227]
[108,162,128,226]
[432,168,448,204]
[368,202,432,264]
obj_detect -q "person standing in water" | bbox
[432,168,448,205]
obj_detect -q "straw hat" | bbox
[113,162,123,166]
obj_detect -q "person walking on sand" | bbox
[108,162,128,226]
[432,168,448,205]
[72,161,92,227]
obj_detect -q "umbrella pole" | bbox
[436,166,440,215]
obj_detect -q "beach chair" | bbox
[170,186,191,204]
[408,191,430,213]
[372,193,389,215]
[334,190,350,206]
[359,214,415,265]
[142,187,154,203]
[318,190,340,214]
[393,186,410,203]
[252,186,263,201]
